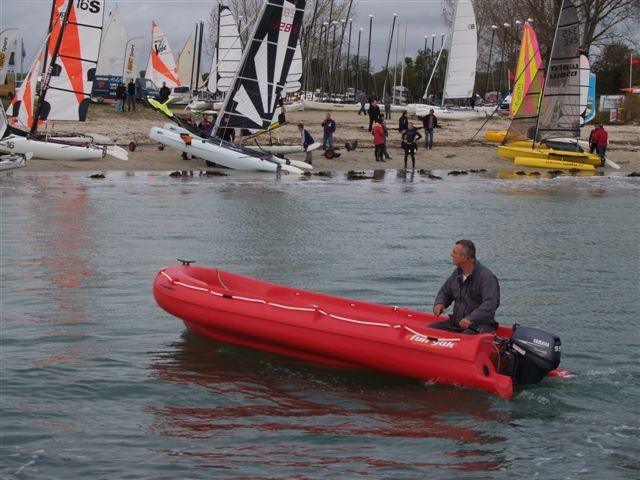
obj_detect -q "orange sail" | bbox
[510,23,542,117]
[145,21,181,88]
[7,47,44,127]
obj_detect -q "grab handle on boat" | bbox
[177,259,196,266]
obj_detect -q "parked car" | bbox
[170,85,191,105]
[135,78,160,102]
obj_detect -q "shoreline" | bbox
[7,104,640,174]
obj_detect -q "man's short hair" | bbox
[456,239,476,259]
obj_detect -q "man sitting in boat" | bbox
[430,240,500,334]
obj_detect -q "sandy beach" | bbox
[9,103,640,174]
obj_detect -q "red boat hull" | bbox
[153,264,516,399]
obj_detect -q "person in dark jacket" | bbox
[368,99,381,132]
[430,240,500,334]
[115,82,126,112]
[422,109,438,149]
[217,115,235,143]
[398,110,409,134]
[159,82,171,103]
[197,114,213,137]
[402,121,422,169]
[320,112,336,150]
[126,79,136,111]
[298,122,315,165]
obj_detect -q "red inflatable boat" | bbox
[153,262,564,399]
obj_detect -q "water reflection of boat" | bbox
[148,334,510,449]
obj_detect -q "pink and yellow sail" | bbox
[510,22,543,117]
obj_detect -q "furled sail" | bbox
[176,35,194,87]
[41,0,106,122]
[213,0,306,135]
[145,21,181,88]
[510,22,542,118]
[96,5,128,76]
[583,72,596,124]
[0,28,18,85]
[6,46,43,127]
[441,0,477,104]
[535,0,581,142]
[123,36,143,81]
[207,6,243,94]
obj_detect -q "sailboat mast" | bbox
[189,22,198,91]
[40,0,59,82]
[31,0,73,134]
[531,0,564,148]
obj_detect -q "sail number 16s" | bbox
[76,0,101,13]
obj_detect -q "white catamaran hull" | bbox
[0,134,106,161]
[149,127,305,174]
[161,123,318,158]
[0,152,31,171]
[413,105,487,120]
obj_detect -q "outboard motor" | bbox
[499,325,562,385]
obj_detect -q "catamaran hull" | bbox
[498,144,601,166]
[0,153,30,171]
[0,134,106,161]
[414,105,487,120]
[160,123,317,158]
[514,156,595,171]
[149,127,304,174]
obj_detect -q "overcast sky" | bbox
[0,0,448,75]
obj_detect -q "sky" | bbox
[0,0,449,76]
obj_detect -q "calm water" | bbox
[1,169,639,479]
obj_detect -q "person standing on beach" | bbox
[298,123,315,165]
[368,99,381,132]
[422,109,438,149]
[591,123,608,167]
[430,239,500,334]
[159,82,171,103]
[218,115,236,143]
[358,91,368,115]
[402,121,422,169]
[379,115,392,160]
[198,114,213,138]
[126,79,136,112]
[115,82,126,112]
[398,110,409,134]
[371,117,386,162]
[384,92,392,120]
[320,113,336,150]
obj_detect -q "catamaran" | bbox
[497,0,602,169]
[149,0,311,173]
[411,0,486,120]
[1,0,128,161]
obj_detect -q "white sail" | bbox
[0,28,18,84]
[209,6,242,94]
[123,36,143,81]
[145,21,181,88]
[176,35,194,87]
[441,0,477,103]
[285,40,302,93]
[96,5,128,76]
[207,48,218,93]
[44,0,105,121]
[6,46,43,127]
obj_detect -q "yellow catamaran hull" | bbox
[513,157,595,171]
[498,145,601,166]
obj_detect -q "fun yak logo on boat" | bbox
[407,334,457,349]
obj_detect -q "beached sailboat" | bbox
[1,0,128,161]
[497,0,601,168]
[149,0,310,173]
[95,5,127,77]
[412,0,485,120]
[145,21,181,89]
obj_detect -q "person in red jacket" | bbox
[591,124,608,167]
[371,115,386,162]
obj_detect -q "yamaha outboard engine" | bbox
[499,325,562,385]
